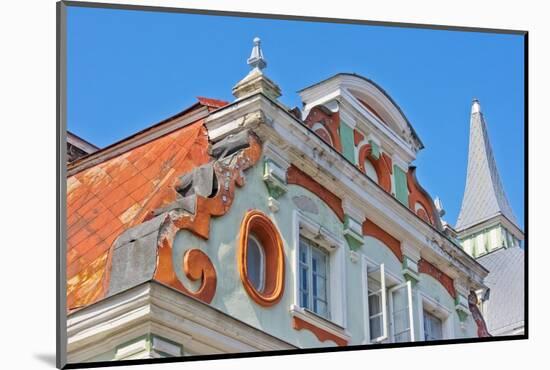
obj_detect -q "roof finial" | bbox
[232,36,281,100]
[471,98,481,114]
[247,37,267,71]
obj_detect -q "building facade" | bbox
[66,38,497,363]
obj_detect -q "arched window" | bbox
[363,158,379,183]
[246,235,265,292]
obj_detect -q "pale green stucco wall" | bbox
[168,156,479,348]
[417,274,477,340]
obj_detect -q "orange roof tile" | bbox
[66,119,211,311]
[197,96,229,110]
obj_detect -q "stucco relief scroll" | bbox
[152,132,263,303]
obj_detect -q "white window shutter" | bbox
[389,280,415,342]
[366,263,388,343]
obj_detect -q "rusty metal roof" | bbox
[66,107,214,311]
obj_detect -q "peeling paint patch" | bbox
[66,119,210,311]
[118,203,142,224]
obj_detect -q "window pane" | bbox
[393,308,409,334]
[311,248,327,277]
[300,264,308,292]
[431,316,443,339]
[300,291,308,308]
[314,299,329,318]
[314,275,327,301]
[394,331,410,343]
[368,293,381,316]
[391,286,411,342]
[392,286,408,309]
[370,316,382,340]
[299,242,308,263]
[247,237,263,291]
[298,235,330,318]
[423,311,443,341]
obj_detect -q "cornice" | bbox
[456,213,524,241]
[67,281,294,361]
[205,93,488,288]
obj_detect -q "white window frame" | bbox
[416,292,454,341]
[388,280,415,343]
[362,260,388,343]
[291,210,347,329]
[299,237,331,319]
[247,234,266,292]
[362,256,413,344]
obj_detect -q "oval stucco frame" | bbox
[238,210,285,307]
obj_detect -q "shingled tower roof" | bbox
[455,100,518,231]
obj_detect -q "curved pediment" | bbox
[343,74,423,151]
[299,73,424,153]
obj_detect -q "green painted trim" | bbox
[454,295,470,322]
[339,122,356,164]
[344,232,363,251]
[393,165,408,206]
[456,310,468,322]
[368,139,380,160]
[403,273,419,285]
[343,214,364,251]
[263,159,287,199]
[343,214,353,228]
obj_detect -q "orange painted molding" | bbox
[353,129,365,146]
[362,219,403,261]
[304,105,342,153]
[287,165,345,222]
[183,249,217,303]
[381,152,393,175]
[292,316,348,346]
[154,247,217,303]
[406,167,438,226]
[357,144,392,193]
[238,210,285,306]
[153,134,262,303]
[418,258,457,299]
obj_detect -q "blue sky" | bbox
[66,6,525,228]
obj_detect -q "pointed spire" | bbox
[232,37,281,100]
[471,98,481,114]
[456,99,519,231]
[247,37,267,71]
